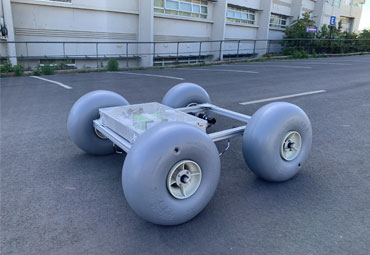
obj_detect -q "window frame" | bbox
[226,5,256,25]
[154,0,208,19]
[269,14,288,29]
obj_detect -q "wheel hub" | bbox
[94,128,108,139]
[167,160,202,200]
[280,131,302,161]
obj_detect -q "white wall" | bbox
[154,16,212,57]
[271,0,292,16]
[9,0,138,65]
[228,0,260,9]
[224,24,257,55]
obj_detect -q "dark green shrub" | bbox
[0,61,13,73]
[291,50,308,59]
[292,51,303,58]
[13,64,24,76]
[107,58,119,71]
[301,50,309,58]
[41,64,54,75]
[283,47,294,55]
[33,65,42,76]
[312,49,317,58]
[55,61,68,70]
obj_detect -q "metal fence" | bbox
[1,38,370,67]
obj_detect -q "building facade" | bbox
[0,0,365,68]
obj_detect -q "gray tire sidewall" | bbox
[67,90,129,155]
[122,122,221,225]
[242,102,312,182]
[162,83,211,108]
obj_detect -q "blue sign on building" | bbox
[330,16,336,26]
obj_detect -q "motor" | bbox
[197,112,216,125]
[189,112,216,126]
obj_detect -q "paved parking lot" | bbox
[1,55,370,255]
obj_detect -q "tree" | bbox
[283,12,316,40]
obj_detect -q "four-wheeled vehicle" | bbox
[67,83,312,225]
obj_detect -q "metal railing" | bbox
[1,38,369,67]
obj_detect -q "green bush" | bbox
[41,64,54,75]
[13,64,24,76]
[107,58,119,71]
[281,12,368,55]
[292,50,309,59]
[33,64,54,76]
[301,50,309,58]
[292,51,302,58]
[0,61,13,73]
[55,61,68,70]
[283,47,294,55]
[33,65,42,76]
[54,60,73,70]
[312,49,317,58]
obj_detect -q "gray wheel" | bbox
[242,102,312,182]
[162,83,211,108]
[67,90,129,155]
[122,122,220,225]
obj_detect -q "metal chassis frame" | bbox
[93,103,251,153]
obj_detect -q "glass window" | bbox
[180,2,192,11]
[269,14,288,29]
[154,0,164,7]
[48,0,71,2]
[154,0,208,19]
[193,4,200,13]
[201,6,207,14]
[226,5,256,25]
[166,0,179,10]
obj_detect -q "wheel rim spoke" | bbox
[280,131,302,161]
[167,160,202,200]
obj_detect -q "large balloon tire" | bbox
[242,102,312,182]
[122,122,221,225]
[67,90,129,155]
[162,83,211,108]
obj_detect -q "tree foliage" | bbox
[284,12,316,39]
[281,12,370,55]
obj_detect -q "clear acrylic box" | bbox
[99,102,207,143]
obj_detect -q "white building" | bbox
[0,0,365,68]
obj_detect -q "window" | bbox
[226,5,256,25]
[340,17,351,24]
[327,0,341,7]
[154,0,208,19]
[48,0,72,2]
[351,0,365,7]
[269,14,288,29]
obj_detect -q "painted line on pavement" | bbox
[182,68,259,74]
[240,90,326,105]
[114,72,184,80]
[228,64,312,69]
[320,59,370,63]
[31,76,72,89]
[286,61,352,66]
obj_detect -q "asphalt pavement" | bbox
[1,55,370,255]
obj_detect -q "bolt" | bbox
[181,175,190,184]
